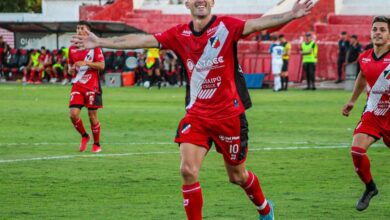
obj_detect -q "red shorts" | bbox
[175,114,248,165]
[69,85,103,109]
[354,112,390,147]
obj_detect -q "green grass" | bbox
[0,84,389,219]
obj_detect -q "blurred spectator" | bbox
[279,34,291,91]
[22,49,40,83]
[134,51,148,86]
[336,31,350,83]
[145,48,162,88]
[300,32,318,90]
[269,35,284,92]
[0,35,11,81]
[345,35,363,76]
[28,46,52,84]
[256,30,270,41]
[161,50,178,86]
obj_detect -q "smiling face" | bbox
[371,21,390,47]
[185,0,214,19]
[76,25,90,36]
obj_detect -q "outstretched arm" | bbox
[71,29,159,50]
[243,0,314,36]
[342,71,367,117]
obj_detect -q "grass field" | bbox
[0,84,389,219]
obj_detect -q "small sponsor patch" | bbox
[181,124,191,134]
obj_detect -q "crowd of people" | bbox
[0,40,186,87]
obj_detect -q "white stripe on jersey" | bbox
[365,64,390,116]
[186,22,229,110]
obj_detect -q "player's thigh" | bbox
[180,143,208,177]
[69,90,85,108]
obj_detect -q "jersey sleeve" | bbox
[154,25,180,51]
[94,48,104,62]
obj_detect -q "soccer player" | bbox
[279,34,291,90]
[68,21,105,153]
[72,0,313,219]
[342,16,390,211]
[269,35,284,92]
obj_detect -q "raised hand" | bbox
[292,0,314,19]
[71,29,99,50]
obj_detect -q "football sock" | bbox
[241,171,270,215]
[91,122,101,145]
[182,182,203,220]
[281,77,285,89]
[38,70,43,81]
[72,118,87,137]
[285,76,289,89]
[351,146,372,184]
[29,70,36,81]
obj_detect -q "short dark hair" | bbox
[278,34,285,39]
[78,21,92,31]
[341,31,347,35]
[372,16,390,31]
[40,46,46,50]
[351,35,358,39]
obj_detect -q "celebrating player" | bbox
[68,21,105,153]
[72,0,313,219]
[342,16,390,211]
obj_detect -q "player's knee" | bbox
[180,164,199,181]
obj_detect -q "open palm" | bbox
[292,0,314,19]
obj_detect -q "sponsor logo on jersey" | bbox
[209,36,221,49]
[384,58,390,63]
[181,124,191,134]
[362,58,371,63]
[198,76,222,99]
[187,56,225,72]
[181,30,192,37]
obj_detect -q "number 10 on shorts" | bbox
[230,144,239,160]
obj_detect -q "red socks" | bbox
[182,182,203,220]
[91,122,101,145]
[241,171,270,215]
[72,118,87,137]
[351,146,372,184]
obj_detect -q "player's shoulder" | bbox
[359,49,373,60]
[218,15,245,25]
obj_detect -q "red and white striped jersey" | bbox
[154,16,251,119]
[359,49,390,116]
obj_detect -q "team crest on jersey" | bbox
[384,70,390,80]
[209,36,221,49]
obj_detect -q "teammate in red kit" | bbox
[72,1,313,219]
[342,16,390,211]
[68,21,105,153]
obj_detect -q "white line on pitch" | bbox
[0,145,385,164]
[0,141,352,147]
